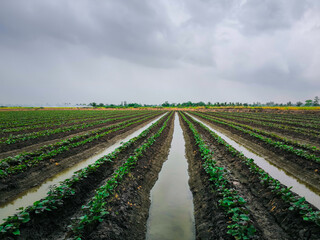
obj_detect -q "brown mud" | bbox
[0,115,161,205]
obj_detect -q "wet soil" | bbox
[184,113,320,239]
[0,115,160,205]
[0,113,159,154]
[0,114,129,138]
[201,112,320,145]
[1,113,173,240]
[86,114,175,240]
[179,114,234,240]
[191,113,320,189]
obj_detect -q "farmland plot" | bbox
[0,109,319,239]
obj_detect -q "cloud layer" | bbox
[0,0,319,104]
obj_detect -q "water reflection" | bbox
[146,113,195,240]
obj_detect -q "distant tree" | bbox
[162,101,170,107]
[286,101,292,106]
[305,99,313,106]
[98,103,104,107]
[296,101,303,107]
[89,102,97,107]
[313,96,319,106]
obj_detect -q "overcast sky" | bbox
[1,0,319,105]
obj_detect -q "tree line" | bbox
[87,96,319,108]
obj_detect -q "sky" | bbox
[0,0,320,105]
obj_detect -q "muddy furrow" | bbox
[5,114,172,240]
[86,114,175,240]
[185,114,320,239]
[0,114,161,205]
[179,115,234,240]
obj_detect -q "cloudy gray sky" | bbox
[1,0,319,105]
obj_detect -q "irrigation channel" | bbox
[187,113,320,209]
[0,114,166,224]
[146,113,195,240]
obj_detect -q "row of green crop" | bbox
[222,111,320,124]
[208,112,320,130]
[0,114,159,178]
[0,110,152,129]
[197,112,320,155]
[0,111,142,134]
[180,112,256,239]
[0,112,170,237]
[185,113,320,227]
[69,112,173,239]
[0,112,155,145]
[205,112,320,138]
[0,110,120,128]
[192,112,320,164]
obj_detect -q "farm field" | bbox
[0,109,320,239]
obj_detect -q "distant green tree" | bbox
[89,102,97,107]
[305,99,313,106]
[313,96,319,106]
[296,101,303,107]
[162,101,170,107]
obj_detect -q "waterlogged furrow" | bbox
[198,112,320,154]
[0,113,158,178]
[0,112,154,145]
[0,112,171,238]
[205,111,320,139]
[185,113,320,235]
[69,112,173,239]
[193,112,320,164]
[180,112,257,239]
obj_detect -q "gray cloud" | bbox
[0,0,319,105]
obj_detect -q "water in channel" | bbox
[188,113,320,209]
[146,113,195,240]
[0,114,166,224]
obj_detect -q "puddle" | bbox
[0,114,166,224]
[188,113,320,209]
[146,113,195,240]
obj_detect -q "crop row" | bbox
[196,112,320,154]
[203,112,320,140]
[185,113,320,227]
[0,113,159,178]
[225,111,320,124]
[0,111,142,134]
[69,112,173,238]
[207,112,320,136]
[0,112,154,146]
[208,112,320,130]
[0,110,148,129]
[180,112,256,239]
[0,112,171,237]
[192,112,320,164]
